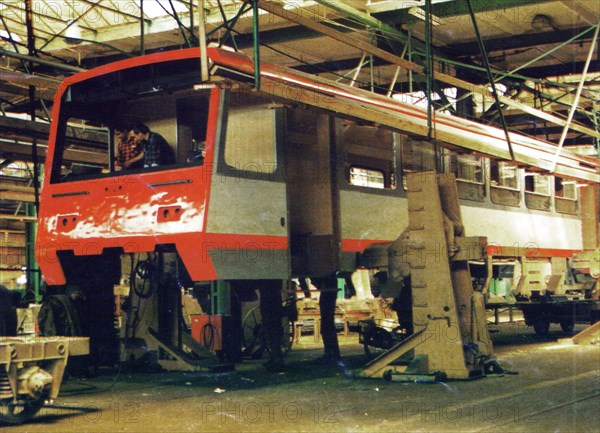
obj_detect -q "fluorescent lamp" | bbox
[64,20,83,45]
[408,6,442,26]
[193,84,217,90]
[0,29,21,42]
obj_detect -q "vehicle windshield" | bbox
[50,57,211,183]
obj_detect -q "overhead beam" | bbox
[0,67,61,90]
[0,214,36,222]
[510,60,600,80]
[0,191,35,203]
[0,80,56,103]
[257,0,600,140]
[0,183,34,194]
[0,116,106,147]
[0,48,85,73]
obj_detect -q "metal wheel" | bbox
[241,305,264,357]
[241,306,293,358]
[363,327,393,359]
[533,319,550,335]
[560,321,575,334]
[0,398,44,425]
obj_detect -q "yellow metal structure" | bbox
[362,172,495,381]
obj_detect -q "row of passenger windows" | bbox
[341,123,579,215]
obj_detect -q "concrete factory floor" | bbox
[4,321,600,433]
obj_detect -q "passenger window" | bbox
[444,152,484,184]
[224,106,277,174]
[525,171,551,211]
[443,150,485,201]
[554,177,578,215]
[349,167,386,189]
[525,172,550,195]
[490,160,519,190]
[340,119,397,190]
[490,160,521,207]
[554,177,577,200]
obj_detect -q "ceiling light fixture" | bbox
[531,14,558,31]
[64,20,83,45]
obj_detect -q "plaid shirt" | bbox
[117,137,142,167]
[143,132,171,167]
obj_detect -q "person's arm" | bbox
[114,142,124,169]
[124,150,144,168]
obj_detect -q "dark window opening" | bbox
[490,160,519,190]
[51,59,212,183]
[554,177,577,200]
[340,119,397,190]
[524,172,549,195]
[524,171,551,211]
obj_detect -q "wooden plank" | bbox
[0,116,108,149]
[0,184,34,193]
[362,329,431,378]
[0,191,35,203]
[571,321,600,345]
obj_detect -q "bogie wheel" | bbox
[241,305,264,357]
[0,397,44,425]
[533,319,550,336]
[363,327,393,359]
[560,321,575,335]
[241,305,293,358]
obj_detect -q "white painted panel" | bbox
[340,190,407,241]
[206,177,288,236]
[339,189,582,251]
[461,206,582,250]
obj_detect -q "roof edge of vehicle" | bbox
[55,46,600,184]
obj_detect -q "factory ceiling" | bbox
[1,0,599,230]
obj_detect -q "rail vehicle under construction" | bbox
[33,46,599,371]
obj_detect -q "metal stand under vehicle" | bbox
[361,172,498,382]
[121,252,223,372]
